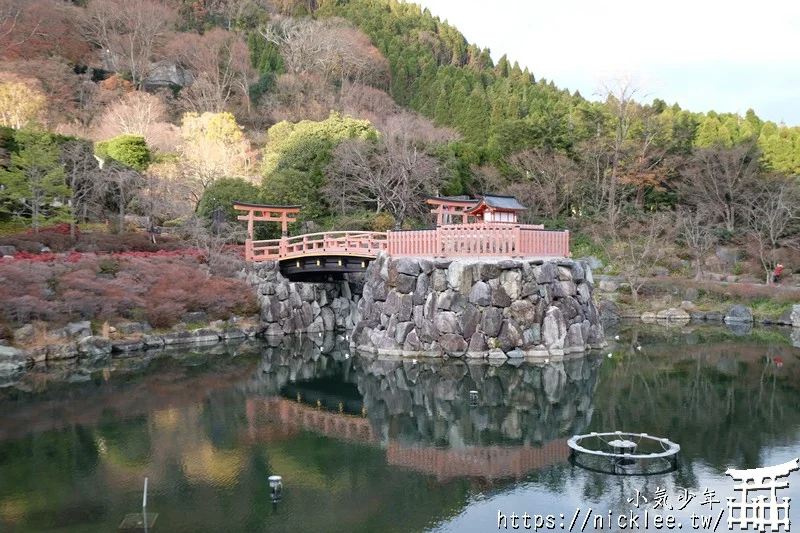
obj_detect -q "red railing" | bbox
[245,224,569,261]
[248,231,388,261]
[387,224,569,258]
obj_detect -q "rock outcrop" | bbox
[354,254,605,358]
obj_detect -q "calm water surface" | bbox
[0,324,798,532]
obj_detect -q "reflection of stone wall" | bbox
[242,262,360,335]
[244,333,357,396]
[244,336,601,448]
[355,254,605,357]
[355,356,602,447]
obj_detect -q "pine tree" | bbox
[0,129,68,234]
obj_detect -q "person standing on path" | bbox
[773,263,783,284]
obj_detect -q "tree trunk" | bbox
[630,283,638,304]
[694,257,703,282]
[32,203,39,235]
[69,199,76,240]
[119,191,125,234]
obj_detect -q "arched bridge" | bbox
[234,200,570,279]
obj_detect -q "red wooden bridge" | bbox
[234,196,570,277]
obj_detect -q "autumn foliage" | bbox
[0,253,257,327]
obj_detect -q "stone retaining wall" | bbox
[354,254,605,358]
[240,261,360,335]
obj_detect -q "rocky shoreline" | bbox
[0,317,263,375]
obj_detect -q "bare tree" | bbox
[326,129,442,229]
[60,139,105,238]
[593,212,675,304]
[678,143,760,233]
[79,0,177,88]
[171,29,255,113]
[0,0,41,56]
[92,162,145,233]
[181,216,248,277]
[676,207,719,281]
[505,149,581,219]
[595,76,644,223]
[745,177,800,284]
[258,17,388,89]
[95,90,168,139]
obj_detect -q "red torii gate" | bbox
[233,202,301,239]
[427,196,477,225]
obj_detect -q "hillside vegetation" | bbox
[0,0,798,291]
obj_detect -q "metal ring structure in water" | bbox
[567,431,680,476]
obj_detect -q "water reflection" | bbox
[0,326,797,533]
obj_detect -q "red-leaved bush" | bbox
[0,253,258,329]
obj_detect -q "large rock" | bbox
[460,305,481,339]
[432,269,448,292]
[491,286,512,307]
[403,330,422,352]
[542,307,567,351]
[65,321,92,339]
[439,333,468,356]
[77,336,113,363]
[481,307,504,337]
[395,274,417,294]
[534,262,558,284]
[434,311,459,335]
[566,323,585,352]
[779,304,800,328]
[447,262,470,292]
[413,273,430,305]
[0,346,27,374]
[468,281,491,306]
[656,308,691,325]
[0,245,16,257]
[497,320,524,351]
[467,332,488,356]
[13,324,35,345]
[725,304,753,324]
[508,300,536,328]
[473,263,501,281]
[500,270,522,299]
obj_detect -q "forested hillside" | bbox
[2,0,799,287]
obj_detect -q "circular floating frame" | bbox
[567,431,680,476]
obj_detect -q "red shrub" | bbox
[147,301,188,329]
[0,250,258,328]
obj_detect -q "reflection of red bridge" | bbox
[245,397,377,444]
[245,398,570,480]
[386,440,570,482]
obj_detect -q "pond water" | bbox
[0,324,798,533]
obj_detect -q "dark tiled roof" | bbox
[480,195,527,210]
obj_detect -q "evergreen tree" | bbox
[0,128,68,234]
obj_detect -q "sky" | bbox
[415,0,800,126]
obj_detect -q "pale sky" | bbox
[416,0,800,126]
